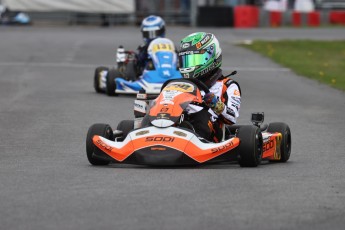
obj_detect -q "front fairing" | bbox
[93,126,240,165]
[148,80,203,127]
[142,68,181,83]
[143,51,181,82]
[114,49,181,93]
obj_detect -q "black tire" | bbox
[106,68,120,96]
[125,61,137,81]
[237,125,263,167]
[116,120,134,140]
[94,66,108,93]
[267,122,291,162]
[86,123,114,165]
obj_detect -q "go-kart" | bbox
[93,38,182,96]
[86,78,291,167]
[0,5,31,25]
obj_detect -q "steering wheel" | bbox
[187,78,210,94]
[161,78,210,94]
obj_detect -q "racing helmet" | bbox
[178,32,222,87]
[141,15,166,43]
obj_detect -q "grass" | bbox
[240,40,345,91]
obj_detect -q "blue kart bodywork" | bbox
[97,38,182,95]
[115,50,182,94]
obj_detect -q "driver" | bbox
[116,15,166,76]
[137,15,166,73]
[178,32,241,142]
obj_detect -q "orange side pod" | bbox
[93,135,134,162]
[184,137,240,163]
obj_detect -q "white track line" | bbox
[0,61,290,72]
[0,62,96,68]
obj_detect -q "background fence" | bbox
[1,0,344,26]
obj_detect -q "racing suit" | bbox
[185,69,241,142]
[136,41,151,74]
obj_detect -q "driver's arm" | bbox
[219,82,241,125]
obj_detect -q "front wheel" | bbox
[267,122,291,162]
[86,123,114,165]
[106,68,120,96]
[237,125,263,167]
[94,66,108,93]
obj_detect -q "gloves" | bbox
[203,92,218,108]
[203,92,225,115]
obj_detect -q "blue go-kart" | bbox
[94,38,182,96]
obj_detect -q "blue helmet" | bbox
[141,15,166,43]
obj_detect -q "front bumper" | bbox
[92,126,240,166]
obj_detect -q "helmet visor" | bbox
[179,48,214,69]
[143,30,158,40]
[142,27,165,40]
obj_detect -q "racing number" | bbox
[177,84,191,90]
[153,43,173,52]
[165,83,193,92]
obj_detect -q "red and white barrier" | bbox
[233,5,345,28]
[291,11,320,27]
[234,6,259,28]
[329,11,345,25]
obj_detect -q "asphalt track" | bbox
[0,26,344,230]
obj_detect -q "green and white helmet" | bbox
[178,32,222,85]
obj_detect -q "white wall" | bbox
[2,0,135,13]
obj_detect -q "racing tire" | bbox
[125,61,137,81]
[94,66,108,93]
[106,68,119,96]
[117,120,134,140]
[267,122,291,163]
[237,125,263,167]
[86,123,114,165]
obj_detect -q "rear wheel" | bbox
[106,68,120,96]
[267,122,291,162]
[117,120,134,140]
[86,123,114,165]
[237,125,263,167]
[94,66,108,93]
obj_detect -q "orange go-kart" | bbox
[86,78,291,167]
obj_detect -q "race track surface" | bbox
[0,26,344,230]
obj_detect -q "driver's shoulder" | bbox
[218,77,237,86]
[216,77,241,95]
